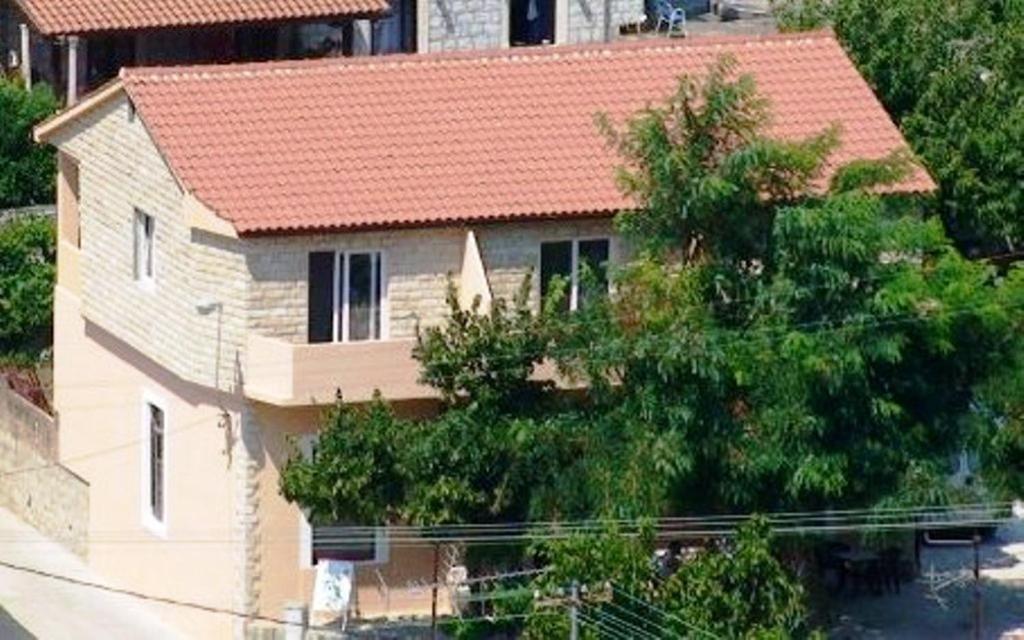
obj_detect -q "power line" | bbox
[583,605,663,640]
[598,597,686,639]
[0,558,345,633]
[612,583,721,640]
[0,503,1006,547]
[0,409,223,479]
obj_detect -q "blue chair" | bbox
[655,0,687,36]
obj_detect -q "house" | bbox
[35,31,932,638]
[1,0,645,105]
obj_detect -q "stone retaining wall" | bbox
[0,377,88,556]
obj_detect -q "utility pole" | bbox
[431,542,440,640]
[973,531,982,640]
[569,581,580,640]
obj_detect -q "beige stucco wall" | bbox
[54,286,242,639]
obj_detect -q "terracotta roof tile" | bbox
[16,0,387,36]
[119,32,935,235]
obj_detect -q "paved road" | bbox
[0,506,182,639]
[0,605,33,639]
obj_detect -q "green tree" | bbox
[0,214,55,361]
[548,56,1024,516]
[772,0,832,32]
[280,284,586,531]
[0,79,58,209]
[516,519,818,639]
[783,0,1024,254]
[659,518,818,639]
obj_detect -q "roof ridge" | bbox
[122,30,837,84]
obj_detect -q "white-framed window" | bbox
[140,392,167,537]
[540,238,611,311]
[133,209,156,286]
[308,251,387,344]
[297,434,389,568]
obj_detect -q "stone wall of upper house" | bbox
[425,0,645,51]
[51,95,249,393]
[246,218,620,344]
[566,0,644,44]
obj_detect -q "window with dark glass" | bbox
[308,252,335,344]
[148,403,164,523]
[577,239,610,309]
[307,251,384,343]
[134,209,155,283]
[540,241,573,312]
[540,238,610,311]
[312,524,382,563]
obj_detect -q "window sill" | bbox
[142,512,167,538]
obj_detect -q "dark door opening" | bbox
[510,0,554,46]
[374,0,417,53]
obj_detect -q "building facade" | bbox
[37,32,932,638]
[1,0,644,105]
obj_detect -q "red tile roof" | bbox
[118,32,934,235]
[16,0,387,36]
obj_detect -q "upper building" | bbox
[1,0,645,104]
[36,31,933,638]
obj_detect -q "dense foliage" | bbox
[281,58,1024,635]
[775,0,1024,256]
[0,214,55,361]
[0,78,58,209]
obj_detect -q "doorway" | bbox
[510,0,555,46]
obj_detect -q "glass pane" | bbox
[577,239,610,309]
[347,253,373,342]
[150,405,164,521]
[373,253,382,340]
[307,252,335,343]
[144,216,155,278]
[540,241,572,312]
[133,211,142,279]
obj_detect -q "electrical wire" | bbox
[612,583,721,640]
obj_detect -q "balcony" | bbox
[244,333,435,406]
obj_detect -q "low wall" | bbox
[0,376,88,556]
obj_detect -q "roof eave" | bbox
[34,80,126,144]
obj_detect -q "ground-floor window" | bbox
[141,394,167,535]
[297,435,388,567]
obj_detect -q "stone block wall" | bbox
[246,218,619,346]
[247,227,465,343]
[427,0,506,51]
[566,0,645,43]
[0,379,88,556]
[424,0,646,51]
[52,95,249,393]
